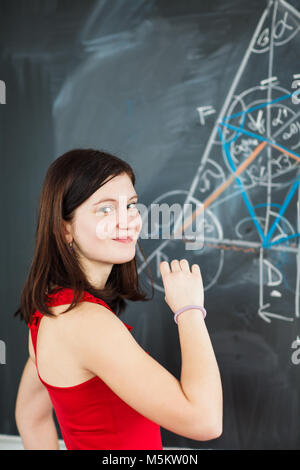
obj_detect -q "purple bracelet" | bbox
[174,305,207,324]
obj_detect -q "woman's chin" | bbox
[109,247,136,263]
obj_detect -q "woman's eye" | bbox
[128,202,140,213]
[97,205,114,214]
[97,202,138,214]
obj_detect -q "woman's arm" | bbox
[71,301,222,440]
[14,332,60,450]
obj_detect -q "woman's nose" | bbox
[117,210,140,230]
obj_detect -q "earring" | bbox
[69,241,73,251]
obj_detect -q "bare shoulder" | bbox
[64,300,119,323]
[61,301,125,347]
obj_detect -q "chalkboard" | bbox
[0,0,300,449]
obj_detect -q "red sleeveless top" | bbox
[27,287,163,450]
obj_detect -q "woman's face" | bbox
[66,172,142,265]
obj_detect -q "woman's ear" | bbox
[62,219,73,244]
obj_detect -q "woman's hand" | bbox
[159,259,204,314]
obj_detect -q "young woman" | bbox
[14,148,223,450]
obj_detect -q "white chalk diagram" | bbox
[137,0,300,326]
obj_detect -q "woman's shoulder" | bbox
[48,297,112,322]
[57,301,121,352]
[68,300,116,323]
[46,285,114,313]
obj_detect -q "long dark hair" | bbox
[14,148,154,324]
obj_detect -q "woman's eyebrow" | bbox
[93,194,138,205]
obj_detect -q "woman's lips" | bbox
[113,237,133,243]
